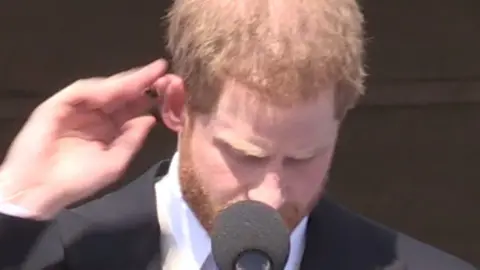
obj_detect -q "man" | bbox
[0,0,476,269]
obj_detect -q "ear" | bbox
[154,74,186,132]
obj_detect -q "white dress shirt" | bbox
[155,153,308,269]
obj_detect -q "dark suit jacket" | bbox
[0,160,476,270]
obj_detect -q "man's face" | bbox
[178,80,339,232]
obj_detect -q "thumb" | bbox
[108,115,157,166]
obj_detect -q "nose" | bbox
[247,171,285,210]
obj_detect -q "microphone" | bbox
[211,200,290,270]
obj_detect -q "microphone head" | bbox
[211,200,290,270]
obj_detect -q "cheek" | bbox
[189,135,244,201]
[285,154,332,203]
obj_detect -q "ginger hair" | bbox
[166,0,366,119]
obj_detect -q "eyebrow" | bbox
[213,134,270,158]
[213,133,331,160]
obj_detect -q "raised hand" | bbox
[0,59,170,219]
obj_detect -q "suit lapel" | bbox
[299,199,329,270]
[120,159,171,270]
[299,196,399,270]
[113,159,171,270]
[299,196,347,269]
[146,252,162,270]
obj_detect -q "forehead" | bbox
[200,80,338,145]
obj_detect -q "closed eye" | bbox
[241,154,269,162]
[284,156,315,164]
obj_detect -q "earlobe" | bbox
[159,74,186,133]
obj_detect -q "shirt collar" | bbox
[156,152,308,269]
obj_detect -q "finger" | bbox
[108,76,170,126]
[108,115,157,166]
[53,59,168,109]
[108,67,142,79]
[106,59,168,99]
